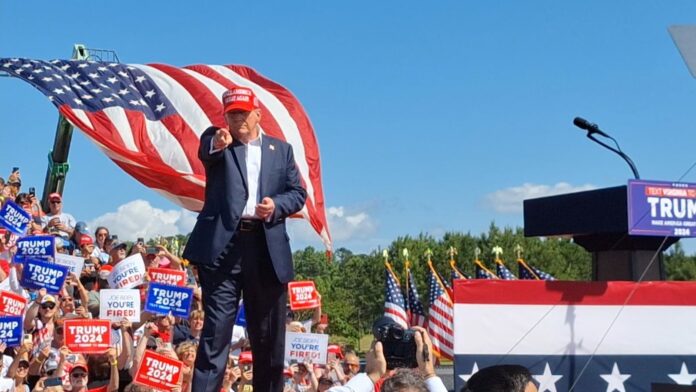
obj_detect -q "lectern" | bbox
[523,185,679,281]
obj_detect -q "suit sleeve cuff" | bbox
[209,139,222,154]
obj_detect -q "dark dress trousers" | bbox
[184,126,306,392]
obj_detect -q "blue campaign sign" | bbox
[0,200,31,235]
[20,258,69,294]
[628,179,696,237]
[144,282,193,319]
[0,315,23,346]
[235,301,246,327]
[15,236,55,261]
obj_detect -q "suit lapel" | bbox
[231,141,248,190]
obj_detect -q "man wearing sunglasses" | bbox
[68,362,89,392]
[40,193,76,239]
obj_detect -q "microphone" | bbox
[573,117,609,137]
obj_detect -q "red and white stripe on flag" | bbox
[427,270,454,360]
[55,63,331,250]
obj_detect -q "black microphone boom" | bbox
[572,116,640,179]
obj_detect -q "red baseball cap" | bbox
[79,235,93,247]
[328,344,344,359]
[222,87,260,113]
[238,351,253,364]
[48,192,62,202]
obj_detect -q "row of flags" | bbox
[383,256,554,360]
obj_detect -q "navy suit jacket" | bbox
[183,126,307,283]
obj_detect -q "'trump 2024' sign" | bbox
[628,179,696,237]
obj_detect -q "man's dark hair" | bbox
[462,364,534,392]
[382,369,428,392]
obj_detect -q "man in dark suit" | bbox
[184,87,307,392]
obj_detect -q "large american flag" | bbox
[383,264,408,328]
[427,263,454,360]
[405,266,427,328]
[0,58,331,249]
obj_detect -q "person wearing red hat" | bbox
[41,192,76,239]
[185,87,306,392]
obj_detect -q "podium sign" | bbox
[628,179,696,237]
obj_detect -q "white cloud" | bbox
[288,205,377,245]
[88,199,197,241]
[484,182,596,213]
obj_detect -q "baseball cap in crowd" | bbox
[99,264,113,280]
[43,357,59,373]
[222,87,260,113]
[41,295,57,306]
[79,235,94,247]
[327,344,344,360]
[48,193,62,202]
[110,241,128,252]
[70,361,88,373]
[238,351,253,364]
[75,222,91,235]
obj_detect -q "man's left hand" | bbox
[255,197,275,220]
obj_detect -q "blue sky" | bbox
[1,1,696,256]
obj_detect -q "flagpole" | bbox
[403,248,410,320]
[474,246,499,279]
[515,244,541,280]
[449,246,466,279]
[383,250,401,285]
[427,257,452,303]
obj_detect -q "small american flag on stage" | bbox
[0,58,331,249]
[475,260,498,280]
[518,259,555,280]
[405,267,427,328]
[496,260,518,280]
[383,264,408,328]
[427,262,454,360]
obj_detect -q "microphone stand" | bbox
[585,132,640,180]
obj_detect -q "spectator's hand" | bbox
[60,345,70,360]
[144,322,158,337]
[230,366,241,382]
[35,288,47,304]
[213,128,233,150]
[119,318,132,330]
[412,326,436,379]
[18,339,33,355]
[40,344,51,359]
[366,341,387,384]
[75,306,88,318]
[0,342,7,353]
[182,364,193,382]
[107,347,117,363]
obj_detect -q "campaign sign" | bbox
[64,319,111,353]
[15,236,54,261]
[0,290,27,316]
[134,350,183,391]
[144,282,193,318]
[628,179,696,237]
[288,281,320,310]
[0,201,30,235]
[20,258,68,294]
[147,267,186,287]
[284,332,329,365]
[99,289,141,322]
[0,316,22,346]
[108,253,146,289]
[54,253,85,276]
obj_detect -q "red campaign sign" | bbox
[134,350,183,391]
[147,267,187,287]
[288,281,321,311]
[64,319,111,353]
[0,290,27,316]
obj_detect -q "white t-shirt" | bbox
[41,212,76,238]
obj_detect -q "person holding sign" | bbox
[184,87,307,392]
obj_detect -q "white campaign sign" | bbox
[284,332,329,365]
[107,253,146,289]
[54,253,85,276]
[99,289,141,322]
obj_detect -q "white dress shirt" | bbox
[210,134,263,220]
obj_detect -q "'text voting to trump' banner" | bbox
[0,290,27,317]
[14,236,54,262]
[288,281,321,311]
[0,316,23,347]
[0,200,30,235]
[147,268,187,287]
